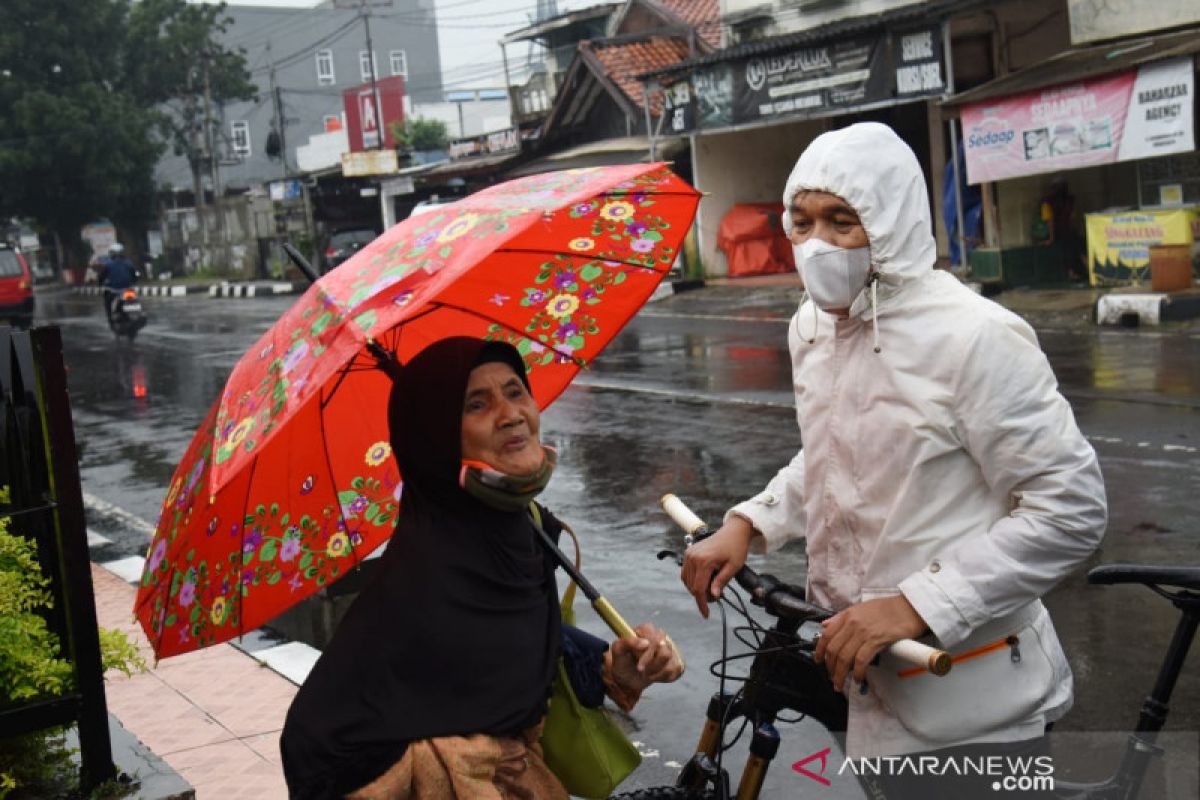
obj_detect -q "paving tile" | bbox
[104,673,235,754]
[167,740,289,799]
[242,731,284,766]
[155,649,297,738]
[253,641,320,685]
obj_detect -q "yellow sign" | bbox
[341,149,399,177]
[1086,207,1198,286]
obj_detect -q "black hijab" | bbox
[281,338,561,799]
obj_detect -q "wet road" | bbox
[38,285,1200,797]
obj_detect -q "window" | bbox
[389,50,407,77]
[230,120,251,157]
[316,49,335,85]
[359,50,378,81]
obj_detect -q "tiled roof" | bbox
[584,36,693,114]
[656,0,720,49]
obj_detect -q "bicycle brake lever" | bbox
[657,549,684,566]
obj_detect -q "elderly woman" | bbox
[281,337,682,799]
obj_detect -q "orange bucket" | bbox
[1149,244,1193,292]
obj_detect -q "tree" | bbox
[0,0,161,268]
[122,0,257,218]
[391,117,450,152]
[0,0,255,268]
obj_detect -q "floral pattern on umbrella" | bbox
[135,163,700,657]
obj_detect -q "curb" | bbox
[71,282,303,299]
[1095,291,1200,326]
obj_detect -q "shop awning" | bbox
[504,135,687,178]
[423,151,522,180]
[941,28,1200,114]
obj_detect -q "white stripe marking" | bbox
[82,492,156,537]
[87,529,112,547]
[571,377,795,409]
[101,556,146,584]
[253,641,321,685]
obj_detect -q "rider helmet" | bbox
[109,243,125,256]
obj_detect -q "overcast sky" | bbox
[210,0,598,87]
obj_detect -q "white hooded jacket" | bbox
[729,123,1107,757]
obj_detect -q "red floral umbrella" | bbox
[134,163,701,658]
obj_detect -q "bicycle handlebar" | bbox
[661,493,952,677]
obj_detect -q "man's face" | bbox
[788,191,869,249]
[461,362,543,476]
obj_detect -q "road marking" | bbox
[83,492,156,537]
[101,555,146,584]
[571,378,795,409]
[252,641,321,686]
[87,529,112,547]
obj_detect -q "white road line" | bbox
[86,529,112,547]
[253,641,321,685]
[101,555,146,584]
[82,492,156,537]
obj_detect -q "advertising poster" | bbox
[732,36,890,125]
[961,56,1194,184]
[1085,207,1198,285]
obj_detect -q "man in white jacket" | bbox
[682,123,1107,762]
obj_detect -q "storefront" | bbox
[943,28,1198,288]
[642,13,952,276]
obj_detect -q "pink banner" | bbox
[962,71,1136,184]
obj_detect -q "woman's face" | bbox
[461,361,543,476]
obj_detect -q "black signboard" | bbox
[657,26,945,134]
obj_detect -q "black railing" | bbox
[0,325,114,790]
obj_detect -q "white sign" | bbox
[1117,57,1194,161]
[342,149,399,177]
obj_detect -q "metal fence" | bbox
[0,325,114,789]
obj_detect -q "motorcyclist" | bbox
[98,243,138,322]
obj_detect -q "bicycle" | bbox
[608,495,1200,800]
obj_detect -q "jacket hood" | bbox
[782,123,936,289]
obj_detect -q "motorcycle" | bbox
[107,288,147,340]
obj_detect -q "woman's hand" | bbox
[605,623,684,710]
[813,595,929,691]
[680,515,759,618]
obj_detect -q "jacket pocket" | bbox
[869,609,1058,744]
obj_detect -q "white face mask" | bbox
[793,238,873,312]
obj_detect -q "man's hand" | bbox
[813,595,929,691]
[680,516,758,618]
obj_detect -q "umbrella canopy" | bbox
[134,163,701,658]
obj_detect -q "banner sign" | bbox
[961,56,1194,184]
[1086,206,1198,285]
[449,127,520,160]
[660,27,944,135]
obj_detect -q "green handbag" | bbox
[533,506,642,799]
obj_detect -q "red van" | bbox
[0,244,35,328]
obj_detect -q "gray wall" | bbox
[157,1,443,192]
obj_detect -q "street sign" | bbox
[341,149,399,176]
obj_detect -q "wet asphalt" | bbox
[33,284,1200,797]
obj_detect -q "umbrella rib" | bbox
[317,382,371,576]
[497,247,669,274]
[320,305,444,411]
[424,300,585,365]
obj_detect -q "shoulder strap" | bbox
[529,503,580,619]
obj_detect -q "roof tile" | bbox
[586,36,694,114]
[656,0,720,49]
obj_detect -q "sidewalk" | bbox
[92,565,294,799]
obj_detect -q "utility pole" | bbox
[267,41,289,177]
[362,0,381,150]
[202,48,225,267]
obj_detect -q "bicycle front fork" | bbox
[678,692,781,800]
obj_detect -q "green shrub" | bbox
[0,511,145,798]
